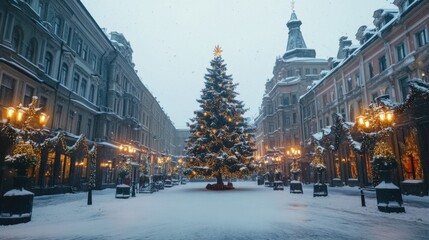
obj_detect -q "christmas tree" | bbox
[185,46,255,190]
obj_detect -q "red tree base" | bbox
[206,182,234,190]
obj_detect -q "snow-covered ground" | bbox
[1,182,429,240]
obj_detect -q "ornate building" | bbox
[0,0,185,195]
[254,10,328,181]
[300,0,429,195]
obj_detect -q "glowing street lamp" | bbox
[287,146,303,194]
[4,96,49,129]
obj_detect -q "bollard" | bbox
[132,182,136,197]
[360,189,366,207]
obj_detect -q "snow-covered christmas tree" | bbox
[185,46,255,190]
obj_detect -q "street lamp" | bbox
[115,144,137,198]
[5,97,49,128]
[287,147,303,194]
[1,96,49,225]
[355,101,404,213]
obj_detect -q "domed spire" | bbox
[286,10,307,51]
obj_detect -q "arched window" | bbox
[60,63,68,86]
[11,26,23,53]
[25,38,38,63]
[44,52,53,75]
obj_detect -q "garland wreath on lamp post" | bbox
[310,146,328,197]
[287,147,303,194]
[0,96,48,225]
[356,100,404,213]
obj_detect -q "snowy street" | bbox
[1,182,429,240]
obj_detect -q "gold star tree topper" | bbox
[213,45,222,57]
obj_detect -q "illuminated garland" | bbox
[185,47,256,183]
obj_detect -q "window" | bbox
[76,114,82,134]
[91,54,97,71]
[355,73,361,86]
[400,77,409,101]
[25,38,37,63]
[80,79,87,97]
[82,44,88,60]
[268,122,274,132]
[368,62,374,78]
[313,68,318,75]
[0,74,15,106]
[293,112,297,124]
[396,43,405,61]
[54,105,63,129]
[322,94,327,106]
[53,17,61,36]
[416,29,428,47]
[292,94,297,104]
[11,26,23,53]
[68,111,75,132]
[39,96,47,110]
[305,68,310,75]
[73,33,82,54]
[282,95,289,105]
[287,70,293,77]
[23,85,35,106]
[88,84,95,102]
[77,38,83,54]
[349,106,355,121]
[284,116,291,128]
[267,104,273,114]
[319,119,323,129]
[379,55,387,72]
[64,23,71,45]
[347,77,353,92]
[326,117,330,126]
[72,73,80,93]
[86,119,92,139]
[44,52,53,75]
[60,63,68,86]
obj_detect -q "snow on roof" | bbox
[312,132,323,141]
[301,7,400,100]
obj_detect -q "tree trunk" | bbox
[216,172,223,185]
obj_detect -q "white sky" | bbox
[81,0,395,128]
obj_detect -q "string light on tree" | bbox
[185,46,255,190]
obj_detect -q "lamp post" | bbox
[1,96,49,225]
[115,144,136,199]
[356,101,404,213]
[287,147,303,194]
[272,153,284,191]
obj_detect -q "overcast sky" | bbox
[81,0,395,128]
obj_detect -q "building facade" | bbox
[300,0,429,194]
[254,10,328,181]
[0,0,185,195]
